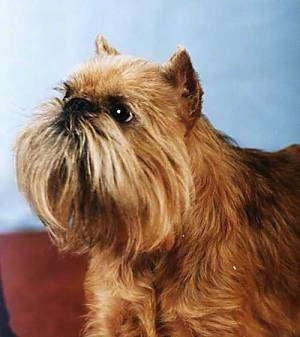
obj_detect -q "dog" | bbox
[15,35,299,337]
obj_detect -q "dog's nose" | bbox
[63,97,95,117]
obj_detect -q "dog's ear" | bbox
[95,35,119,55]
[163,47,203,122]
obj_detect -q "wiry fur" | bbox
[15,36,299,337]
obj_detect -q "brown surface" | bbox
[0,231,88,337]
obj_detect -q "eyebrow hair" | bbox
[62,81,73,99]
[105,95,125,104]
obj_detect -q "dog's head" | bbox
[15,36,203,255]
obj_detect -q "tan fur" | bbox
[15,36,299,336]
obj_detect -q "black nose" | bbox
[63,97,95,117]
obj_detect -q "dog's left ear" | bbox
[95,35,119,55]
[163,47,203,123]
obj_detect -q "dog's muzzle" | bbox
[63,97,96,119]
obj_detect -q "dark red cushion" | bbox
[0,232,87,337]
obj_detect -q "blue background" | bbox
[0,0,299,232]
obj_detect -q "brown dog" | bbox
[15,36,299,337]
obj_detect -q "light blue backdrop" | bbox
[0,0,299,232]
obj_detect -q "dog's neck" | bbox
[186,116,238,189]
[186,115,245,222]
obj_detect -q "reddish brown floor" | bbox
[0,231,87,337]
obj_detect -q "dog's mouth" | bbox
[45,153,109,250]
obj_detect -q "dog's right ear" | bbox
[163,47,203,125]
[95,35,119,55]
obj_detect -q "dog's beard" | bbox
[15,99,193,256]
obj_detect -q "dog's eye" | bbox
[108,104,133,123]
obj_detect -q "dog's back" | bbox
[243,144,300,199]
[239,143,300,238]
